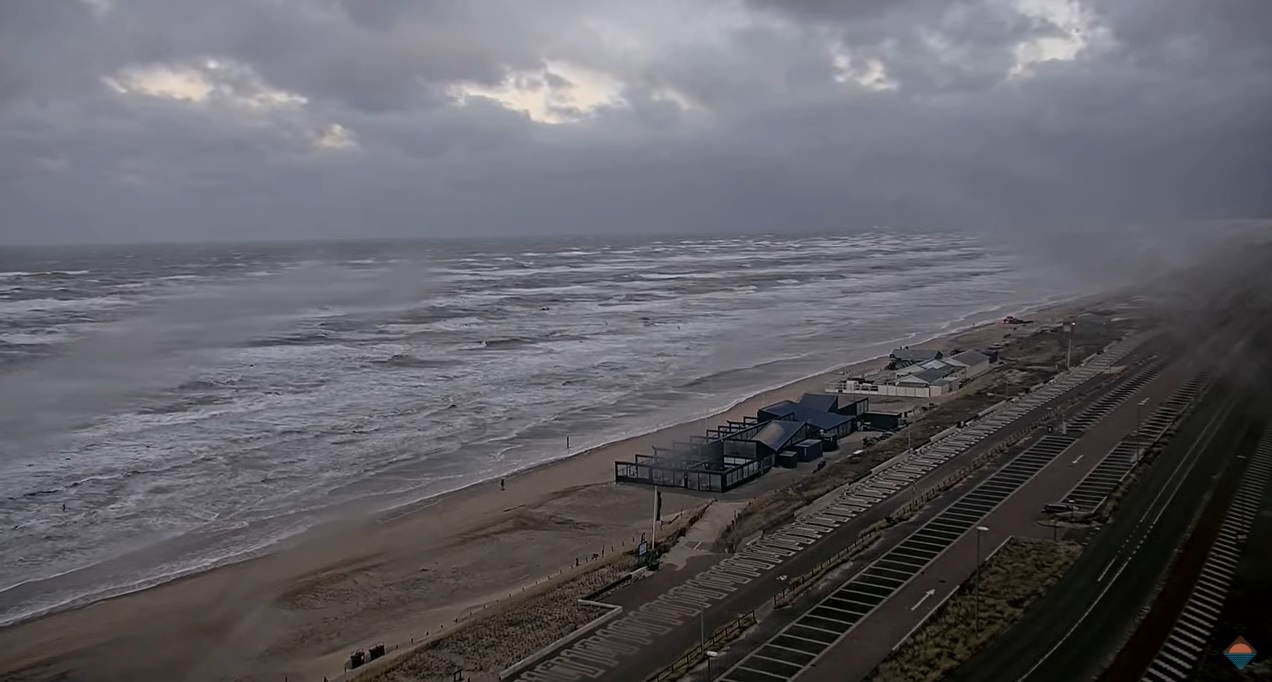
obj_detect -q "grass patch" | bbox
[867,539,1082,682]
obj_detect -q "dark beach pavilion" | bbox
[614,392,869,491]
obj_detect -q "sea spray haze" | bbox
[1,231,1088,625]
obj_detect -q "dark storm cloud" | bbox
[0,0,1268,245]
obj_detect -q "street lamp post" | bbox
[1135,398,1149,462]
[975,526,989,633]
[650,483,659,564]
[1066,323,1073,370]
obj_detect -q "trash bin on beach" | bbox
[350,650,366,669]
[369,643,386,660]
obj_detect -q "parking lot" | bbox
[718,435,1079,682]
[794,338,1144,530]
[1067,360,1165,431]
[709,350,1197,682]
[1063,372,1210,514]
[1140,433,1271,681]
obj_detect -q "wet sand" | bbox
[0,301,1093,682]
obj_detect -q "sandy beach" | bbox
[0,298,1108,682]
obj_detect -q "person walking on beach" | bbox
[500,478,505,491]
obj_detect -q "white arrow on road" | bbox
[911,589,936,611]
[1071,455,1084,465]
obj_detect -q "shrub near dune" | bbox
[868,539,1081,682]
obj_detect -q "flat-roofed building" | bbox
[947,349,993,378]
[889,347,943,369]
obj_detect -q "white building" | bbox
[827,349,996,398]
[896,358,958,377]
[826,373,955,398]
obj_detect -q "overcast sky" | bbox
[1,0,1269,245]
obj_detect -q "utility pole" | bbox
[975,526,989,632]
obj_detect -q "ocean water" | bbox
[0,232,1091,626]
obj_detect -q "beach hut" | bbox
[862,410,909,432]
[792,439,824,462]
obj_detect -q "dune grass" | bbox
[867,539,1082,682]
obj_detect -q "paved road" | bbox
[1101,426,1271,681]
[941,379,1251,682]
[508,343,1154,682]
[716,359,1192,682]
[1187,432,1272,681]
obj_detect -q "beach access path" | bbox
[506,339,1156,682]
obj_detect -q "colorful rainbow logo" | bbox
[1225,636,1256,670]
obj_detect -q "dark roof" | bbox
[788,406,854,431]
[759,395,853,434]
[837,395,869,411]
[950,349,991,366]
[891,348,942,362]
[759,400,800,417]
[751,420,806,451]
[798,393,839,413]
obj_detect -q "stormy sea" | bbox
[0,231,1093,626]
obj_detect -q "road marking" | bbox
[1097,556,1119,583]
[910,589,936,611]
[1016,391,1235,681]
[522,343,1147,682]
[1142,433,1272,681]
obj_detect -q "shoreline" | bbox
[4,296,1051,628]
[372,293,1088,524]
[0,295,1100,682]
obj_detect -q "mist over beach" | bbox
[2,230,1095,626]
[2,0,1269,678]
